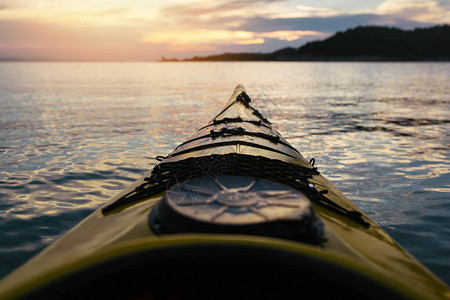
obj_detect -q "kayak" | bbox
[0,85,448,300]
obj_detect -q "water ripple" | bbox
[0,62,448,285]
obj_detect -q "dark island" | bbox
[163,25,450,62]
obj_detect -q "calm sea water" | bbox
[0,62,449,284]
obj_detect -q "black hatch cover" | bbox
[149,176,324,244]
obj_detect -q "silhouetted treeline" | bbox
[180,53,273,61]
[170,25,450,62]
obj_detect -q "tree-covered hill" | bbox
[176,25,450,61]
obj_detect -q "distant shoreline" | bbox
[161,57,450,62]
[163,25,450,62]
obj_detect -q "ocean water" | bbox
[0,62,449,284]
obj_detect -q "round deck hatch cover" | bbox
[150,176,324,243]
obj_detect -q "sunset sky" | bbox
[0,0,449,61]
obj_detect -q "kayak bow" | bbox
[0,85,448,300]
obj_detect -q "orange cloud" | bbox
[142,29,256,45]
[168,45,217,52]
[142,28,324,48]
[261,30,324,41]
[235,39,265,45]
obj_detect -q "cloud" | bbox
[160,1,245,16]
[142,29,256,46]
[238,13,434,34]
[160,0,286,17]
[146,0,332,49]
[292,4,338,18]
[378,0,437,14]
[296,5,332,12]
[143,0,443,58]
[260,30,324,41]
[200,34,325,54]
[376,0,450,23]
[141,27,324,53]
[156,0,291,29]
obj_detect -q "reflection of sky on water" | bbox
[0,62,449,283]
